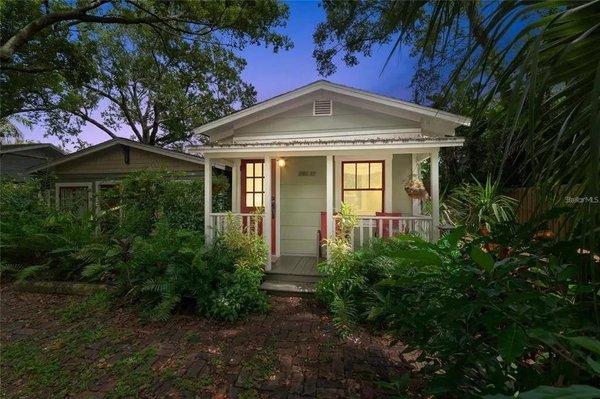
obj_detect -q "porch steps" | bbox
[261,273,320,294]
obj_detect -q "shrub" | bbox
[200,214,269,321]
[99,170,229,238]
[0,179,103,281]
[445,175,517,232]
[318,215,600,396]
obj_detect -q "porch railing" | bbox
[209,212,263,240]
[333,215,433,250]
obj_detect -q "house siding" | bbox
[279,156,326,256]
[392,154,413,215]
[53,145,202,176]
[234,102,419,138]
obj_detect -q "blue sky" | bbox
[21,1,417,150]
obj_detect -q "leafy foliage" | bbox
[1,0,291,146]
[445,175,517,232]
[314,0,600,254]
[318,214,599,395]
[1,172,267,322]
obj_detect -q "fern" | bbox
[16,264,47,281]
[331,294,358,338]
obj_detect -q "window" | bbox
[56,183,91,215]
[244,161,264,208]
[342,161,384,215]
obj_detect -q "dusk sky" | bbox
[21,1,416,151]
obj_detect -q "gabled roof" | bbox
[193,80,472,137]
[0,143,65,156]
[28,138,208,173]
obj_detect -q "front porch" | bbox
[202,146,444,277]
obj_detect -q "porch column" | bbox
[204,157,213,245]
[430,150,440,241]
[231,159,240,212]
[263,156,272,270]
[326,155,334,260]
[411,154,421,215]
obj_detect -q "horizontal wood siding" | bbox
[392,154,413,214]
[53,145,203,176]
[235,102,419,138]
[280,157,326,256]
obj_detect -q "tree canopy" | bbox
[0,0,291,146]
[314,0,600,249]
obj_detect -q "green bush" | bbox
[0,179,102,281]
[1,173,268,322]
[83,215,269,322]
[318,218,600,396]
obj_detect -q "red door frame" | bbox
[240,159,276,254]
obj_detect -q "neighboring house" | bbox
[29,138,216,213]
[0,143,65,180]
[188,80,471,282]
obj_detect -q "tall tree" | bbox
[0,0,290,145]
[34,24,258,146]
[314,0,600,250]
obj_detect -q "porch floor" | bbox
[269,255,320,276]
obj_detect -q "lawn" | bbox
[0,284,411,398]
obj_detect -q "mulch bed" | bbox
[1,283,415,398]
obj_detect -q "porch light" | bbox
[277,158,286,167]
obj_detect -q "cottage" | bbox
[189,80,470,282]
[30,138,217,212]
[0,143,64,180]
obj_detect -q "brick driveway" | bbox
[1,285,412,398]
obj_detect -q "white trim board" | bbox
[232,128,422,143]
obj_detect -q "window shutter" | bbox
[313,99,332,116]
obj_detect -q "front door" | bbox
[241,159,276,255]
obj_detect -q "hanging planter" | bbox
[404,177,428,199]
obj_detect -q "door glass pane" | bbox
[356,163,369,189]
[254,193,263,207]
[370,162,383,189]
[246,193,254,207]
[254,162,263,177]
[246,163,254,177]
[343,163,356,189]
[344,190,383,215]
[254,177,263,192]
[246,178,254,192]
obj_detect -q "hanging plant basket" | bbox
[404,178,428,199]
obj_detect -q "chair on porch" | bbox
[375,212,403,238]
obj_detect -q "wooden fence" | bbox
[509,186,573,240]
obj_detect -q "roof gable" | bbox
[193,80,471,140]
[28,138,206,173]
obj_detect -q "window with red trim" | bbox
[342,161,384,215]
[244,161,264,208]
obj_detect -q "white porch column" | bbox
[326,155,334,260]
[204,157,213,245]
[430,150,440,241]
[411,154,421,216]
[263,156,272,270]
[231,159,240,212]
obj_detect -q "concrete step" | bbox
[264,273,321,283]
[260,280,317,294]
[261,273,321,294]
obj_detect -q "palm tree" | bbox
[316,0,599,251]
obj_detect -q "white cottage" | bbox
[188,80,470,279]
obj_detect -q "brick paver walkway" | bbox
[1,285,412,398]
